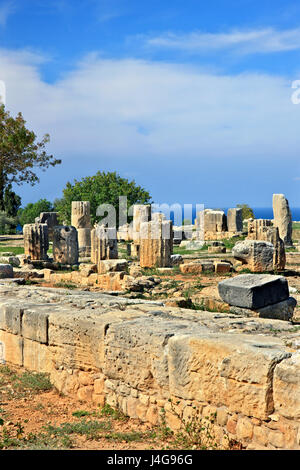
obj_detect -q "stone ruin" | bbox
[35,212,58,241]
[195,207,243,241]
[71,201,91,257]
[1,197,300,450]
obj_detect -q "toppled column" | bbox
[139,218,173,268]
[273,194,293,247]
[91,225,118,270]
[53,226,79,265]
[227,208,243,233]
[71,201,91,256]
[132,205,151,258]
[23,223,49,260]
[35,212,59,241]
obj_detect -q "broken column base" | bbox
[229,297,297,321]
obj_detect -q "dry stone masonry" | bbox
[139,216,173,268]
[0,284,300,450]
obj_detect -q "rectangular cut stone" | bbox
[0,330,23,366]
[218,274,289,309]
[227,208,243,232]
[273,353,300,420]
[168,333,290,420]
[23,338,53,373]
[22,309,49,344]
[0,304,23,335]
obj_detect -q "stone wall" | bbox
[0,285,300,450]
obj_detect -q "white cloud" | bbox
[0,48,300,168]
[145,28,300,55]
[0,1,16,27]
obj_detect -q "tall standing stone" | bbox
[91,225,118,270]
[23,224,49,260]
[132,205,151,258]
[140,218,173,268]
[204,210,227,233]
[35,212,59,241]
[71,201,91,256]
[227,208,243,233]
[273,194,293,247]
[53,226,79,265]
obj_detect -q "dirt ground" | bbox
[0,365,242,451]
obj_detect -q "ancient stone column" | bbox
[91,225,118,268]
[23,223,49,260]
[132,204,151,259]
[71,201,91,228]
[247,219,285,271]
[273,194,293,247]
[35,212,59,241]
[139,218,173,268]
[227,208,243,233]
[71,201,91,256]
[53,226,79,265]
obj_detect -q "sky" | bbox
[0,0,300,209]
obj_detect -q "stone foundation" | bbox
[0,285,300,449]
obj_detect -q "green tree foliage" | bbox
[54,171,151,225]
[0,211,18,235]
[0,104,61,210]
[237,204,255,220]
[3,184,21,217]
[18,199,53,226]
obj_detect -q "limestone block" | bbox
[273,194,293,247]
[98,259,128,274]
[227,208,243,233]
[35,212,59,240]
[204,210,227,233]
[180,261,214,274]
[139,219,173,268]
[53,226,79,265]
[229,297,297,321]
[0,257,20,267]
[0,330,23,366]
[23,223,49,260]
[273,352,300,420]
[0,304,23,334]
[232,240,274,272]
[77,228,91,256]
[218,274,289,309]
[71,201,91,229]
[247,219,272,240]
[132,205,151,242]
[22,308,49,344]
[168,333,290,420]
[23,338,53,374]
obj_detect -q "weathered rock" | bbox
[0,256,20,267]
[180,261,214,274]
[227,208,243,232]
[53,226,79,265]
[180,240,205,250]
[232,240,274,272]
[247,220,286,271]
[218,274,289,309]
[91,225,118,269]
[35,212,59,240]
[273,194,293,247]
[71,201,91,229]
[77,227,91,257]
[170,254,183,266]
[273,352,300,419]
[204,209,227,233]
[23,223,49,260]
[140,219,173,268]
[98,259,128,274]
[229,297,297,321]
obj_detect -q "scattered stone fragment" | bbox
[233,240,274,272]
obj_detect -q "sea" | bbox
[159,207,300,224]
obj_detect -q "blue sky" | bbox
[0,0,300,209]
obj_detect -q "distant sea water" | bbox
[166,207,300,224]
